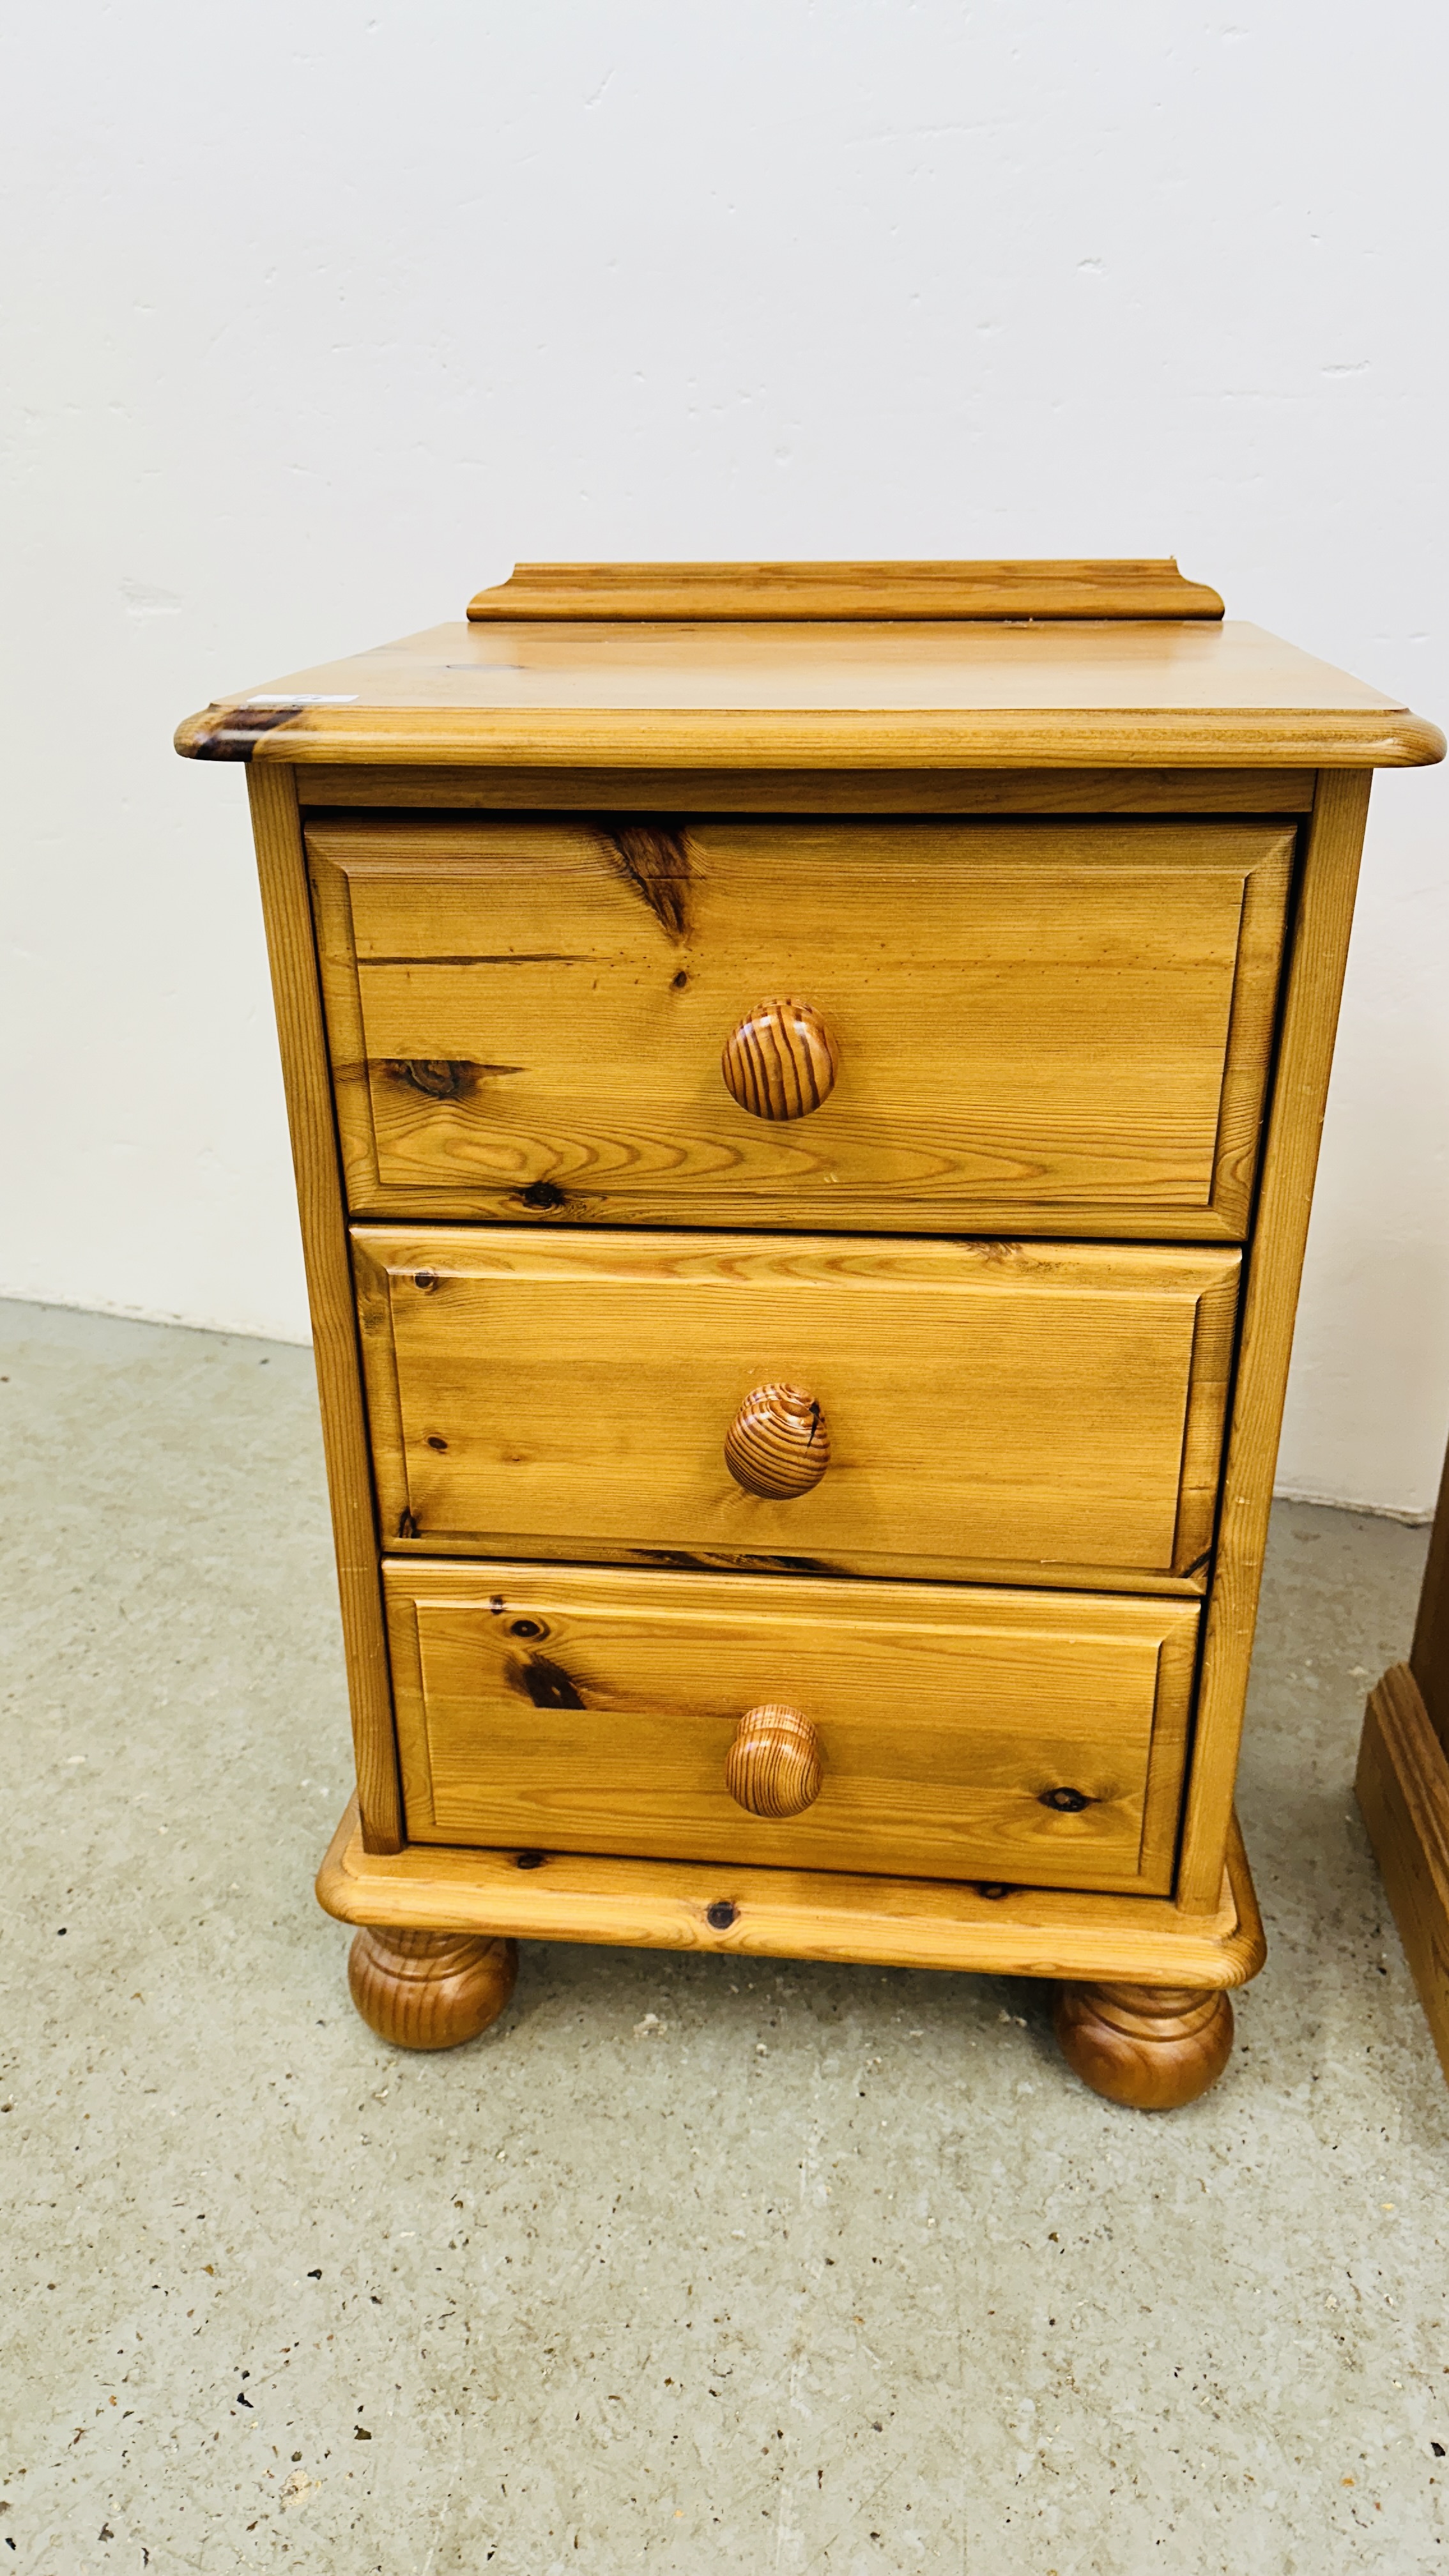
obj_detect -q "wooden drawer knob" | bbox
[721,997,839,1119]
[726,1703,823,1818]
[724,1383,830,1498]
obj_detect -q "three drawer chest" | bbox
[178,559,1443,2108]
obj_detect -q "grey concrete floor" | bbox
[2,1298,1446,2576]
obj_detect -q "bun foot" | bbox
[1054,1980,1234,2110]
[347,1926,519,2051]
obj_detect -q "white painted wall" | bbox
[3,2,1445,1511]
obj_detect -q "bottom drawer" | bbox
[385,1561,1197,1896]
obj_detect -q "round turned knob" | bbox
[725,1703,823,1818]
[724,1383,830,1499]
[721,997,839,1120]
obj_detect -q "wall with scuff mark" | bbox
[1,2,1445,1512]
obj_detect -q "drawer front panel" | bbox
[311,814,1292,1238]
[385,1559,1199,1894]
[356,1228,1239,1586]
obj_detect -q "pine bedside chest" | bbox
[178,560,1443,2108]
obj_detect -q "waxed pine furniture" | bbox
[178,560,1443,2106]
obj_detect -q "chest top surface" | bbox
[175,558,1443,772]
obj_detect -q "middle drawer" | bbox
[355,1227,1239,1589]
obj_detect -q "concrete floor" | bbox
[2,1299,1446,2576]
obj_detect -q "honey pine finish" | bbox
[178,560,1443,2106]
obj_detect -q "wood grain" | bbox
[354,1228,1240,1586]
[309,813,1292,1239]
[296,765,1319,815]
[174,615,1445,770]
[245,765,402,1852]
[316,1795,1266,1988]
[725,1705,824,1819]
[346,1926,518,2050]
[720,997,839,1120]
[1356,1663,1449,2086]
[382,1558,1199,1894]
[465,558,1227,622]
[187,701,1448,774]
[1054,1982,1234,2108]
[724,1383,831,1499]
[1177,770,1374,1906]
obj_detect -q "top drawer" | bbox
[309,813,1293,1238]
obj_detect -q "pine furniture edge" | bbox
[372,1535,1210,1597]
[315,1795,1264,1988]
[465,558,1227,621]
[178,703,1445,769]
[1176,769,1373,1906]
[247,764,404,1851]
[290,764,1322,813]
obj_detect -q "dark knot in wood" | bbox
[388,1057,475,1101]
[601,821,694,940]
[510,1653,585,1712]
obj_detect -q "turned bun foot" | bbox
[1054,1980,1234,2110]
[347,1926,519,2051]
